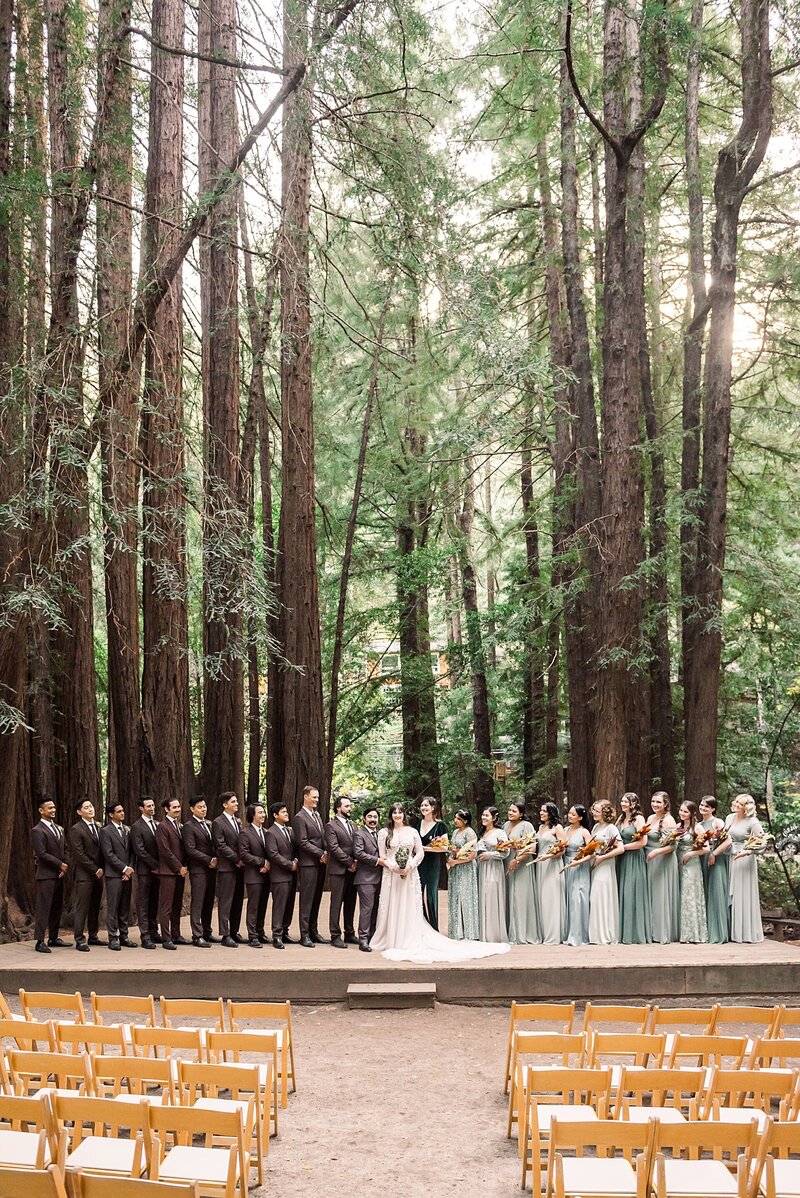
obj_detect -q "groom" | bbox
[353,806,385,951]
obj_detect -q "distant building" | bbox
[366,639,450,689]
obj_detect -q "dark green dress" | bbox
[617,821,652,943]
[701,817,730,944]
[415,819,448,930]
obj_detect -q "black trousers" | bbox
[158,874,185,941]
[73,874,103,940]
[216,870,244,937]
[297,861,325,937]
[105,876,132,939]
[34,876,64,942]
[329,870,357,938]
[245,877,270,939]
[270,879,294,940]
[135,871,159,940]
[188,869,216,939]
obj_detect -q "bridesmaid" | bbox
[563,804,593,946]
[616,792,652,944]
[645,790,680,943]
[476,806,510,943]
[446,808,480,940]
[726,793,766,943]
[588,801,624,945]
[503,801,541,945]
[699,795,731,943]
[415,796,449,930]
[676,800,709,944]
[535,802,565,945]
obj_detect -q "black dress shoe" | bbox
[76,942,90,952]
[258,934,271,944]
[282,933,299,945]
[344,934,360,945]
[193,938,211,948]
[310,933,330,944]
[141,939,156,950]
[331,937,347,949]
[233,933,247,944]
[152,934,164,944]
[48,937,68,948]
[273,937,285,949]
[221,935,238,948]
[87,936,106,946]
[205,935,220,943]
[173,936,191,946]
[299,935,316,948]
[109,940,121,951]
[359,940,372,952]
[162,939,177,950]
[248,938,263,949]
[120,939,138,948]
[35,941,51,954]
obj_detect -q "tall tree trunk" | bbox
[140,0,194,803]
[269,0,327,816]
[520,443,546,783]
[483,465,497,674]
[458,460,494,816]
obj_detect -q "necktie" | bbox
[257,826,265,846]
[89,823,98,841]
[199,819,211,839]
[117,823,126,840]
[282,826,291,843]
[149,820,157,835]
[48,823,60,841]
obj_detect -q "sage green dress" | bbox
[677,828,708,944]
[645,821,680,943]
[447,827,480,941]
[726,815,765,943]
[564,831,591,946]
[617,821,652,944]
[476,828,510,943]
[701,817,730,944]
[535,826,564,945]
[503,820,541,944]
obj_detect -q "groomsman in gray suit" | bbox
[99,802,137,950]
[353,806,385,952]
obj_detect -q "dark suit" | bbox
[155,817,186,941]
[212,813,245,938]
[238,824,270,939]
[69,820,104,942]
[265,823,296,940]
[292,807,327,938]
[30,821,67,942]
[130,816,160,940]
[325,817,357,939]
[182,817,217,940]
[353,825,383,941]
[99,822,134,940]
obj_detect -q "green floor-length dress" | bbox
[701,817,730,944]
[645,823,680,944]
[617,822,652,944]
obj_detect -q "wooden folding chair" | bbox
[147,1103,248,1197]
[713,1005,780,1045]
[548,1116,655,1198]
[76,1176,200,1198]
[0,995,25,1022]
[19,991,85,1025]
[649,1005,718,1035]
[508,1031,587,1141]
[89,1052,176,1107]
[161,997,226,1034]
[7,1050,92,1099]
[519,1066,611,1192]
[206,1029,278,1137]
[504,1003,577,1095]
[667,1033,749,1077]
[770,1008,800,1038]
[0,1018,55,1052]
[614,1065,706,1124]
[704,1069,795,1132]
[750,1038,800,1074]
[52,1022,128,1057]
[89,992,157,1037]
[0,1163,69,1197]
[749,1118,800,1198]
[130,1026,205,1062]
[0,1092,55,1170]
[583,1004,651,1036]
[176,1059,264,1185]
[587,1031,667,1092]
[49,1092,151,1181]
[651,1116,763,1198]
[226,1000,296,1107]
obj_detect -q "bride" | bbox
[370,802,511,964]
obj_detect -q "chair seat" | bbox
[66,1136,141,1174]
[31,1088,82,1100]
[611,1064,646,1090]
[238,1027,283,1048]
[626,1106,686,1124]
[661,1159,739,1195]
[113,1092,165,1105]
[0,1130,51,1167]
[714,1107,767,1130]
[561,1157,638,1196]
[159,1145,235,1184]
[193,1097,250,1117]
[538,1104,598,1127]
[215,1061,271,1087]
[766,1159,800,1198]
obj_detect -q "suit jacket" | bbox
[183,818,216,873]
[353,825,382,886]
[325,817,356,876]
[70,820,104,880]
[265,823,296,883]
[238,825,270,885]
[30,821,67,881]
[155,817,186,877]
[99,822,134,878]
[212,814,242,874]
[292,807,327,865]
[130,816,160,875]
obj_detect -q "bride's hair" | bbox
[386,802,406,850]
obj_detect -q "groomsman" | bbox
[238,803,271,947]
[292,784,328,947]
[155,797,188,949]
[99,802,137,950]
[212,792,245,947]
[70,799,106,951]
[325,794,358,949]
[264,804,297,949]
[353,806,385,951]
[30,797,69,953]
[182,796,217,947]
[130,797,160,948]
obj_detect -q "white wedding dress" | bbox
[370,827,511,964]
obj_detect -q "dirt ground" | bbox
[258,1003,517,1196]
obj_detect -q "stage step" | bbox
[347,982,437,1009]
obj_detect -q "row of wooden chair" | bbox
[0,1165,200,1198]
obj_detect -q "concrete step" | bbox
[347,982,436,1009]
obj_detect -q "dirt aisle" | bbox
[260,1003,520,1196]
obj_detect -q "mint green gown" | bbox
[617,822,652,944]
[700,817,730,944]
[677,828,708,944]
[645,822,680,943]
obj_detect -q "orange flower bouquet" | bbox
[560,836,601,872]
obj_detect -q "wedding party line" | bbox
[27,784,768,961]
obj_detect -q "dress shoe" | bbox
[282,933,299,945]
[109,939,121,951]
[141,938,156,950]
[299,935,316,948]
[248,938,263,949]
[173,936,191,946]
[331,937,347,949]
[344,934,359,945]
[120,939,138,948]
[152,934,164,944]
[233,933,247,944]
[48,937,68,948]
[359,940,372,952]
[272,937,284,949]
[35,941,51,954]
[310,933,329,944]
[193,938,211,948]
[87,936,106,946]
[76,942,90,953]
[162,939,177,950]
[258,934,271,944]
[221,935,238,948]
[205,935,220,943]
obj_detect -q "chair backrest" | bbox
[205,1028,280,1062]
[160,997,226,1031]
[19,991,85,1024]
[89,1052,175,1100]
[7,1049,92,1094]
[147,1101,245,1146]
[176,1059,260,1103]
[0,1164,69,1198]
[50,1092,151,1141]
[652,1116,760,1163]
[763,1117,800,1160]
[712,1004,779,1039]
[648,1005,717,1034]
[549,1115,655,1162]
[0,992,16,1020]
[0,1017,54,1051]
[512,1031,587,1065]
[667,1032,747,1069]
[90,992,157,1027]
[507,1001,577,1034]
[52,1021,128,1056]
[750,1036,800,1070]
[707,1068,795,1118]
[615,1066,706,1117]
[771,1006,800,1037]
[588,1031,666,1068]
[583,1004,651,1034]
[526,1066,613,1116]
[129,1025,204,1060]
[0,1090,52,1130]
[77,1177,200,1198]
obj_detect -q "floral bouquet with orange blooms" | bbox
[734,831,773,860]
[537,839,567,861]
[448,840,475,863]
[428,834,450,851]
[658,827,682,849]
[693,828,718,852]
[627,824,647,842]
[560,837,602,872]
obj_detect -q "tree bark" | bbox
[459,460,494,817]
[520,443,546,783]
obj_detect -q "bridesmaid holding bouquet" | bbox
[726,794,766,943]
[446,808,480,941]
[645,790,680,943]
[476,806,510,943]
[535,802,565,945]
[588,801,624,945]
[616,792,651,944]
[699,795,731,943]
[562,804,593,946]
[503,801,541,945]
[676,800,709,944]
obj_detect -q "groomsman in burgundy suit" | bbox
[30,797,69,953]
[182,795,217,947]
[292,784,328,948]
[130,797,160,948]
[325,794,359,949]
[212,792,245,947]
[155,797,188,949]
[353,806,385,951]
[264,804,297,949]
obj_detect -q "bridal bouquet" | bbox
[394,845,411,873]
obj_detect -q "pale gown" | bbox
[725,814,765,944]
[588,824,622,945]
[503,820,541,945]
[476,828,511,943]
[536,826,565,945]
